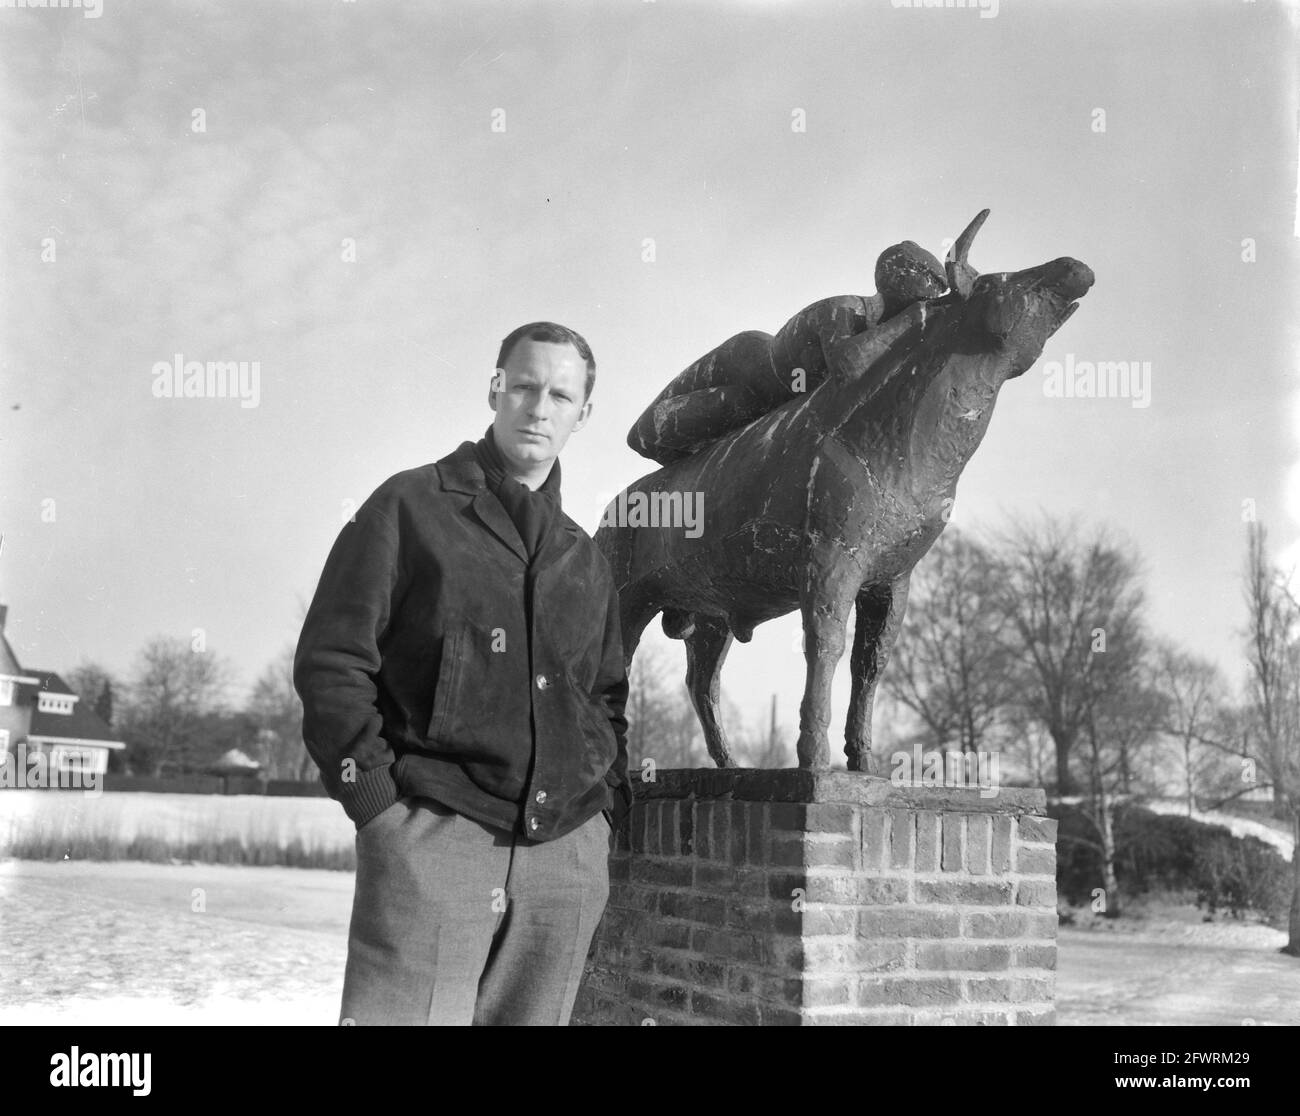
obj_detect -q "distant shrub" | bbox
[0,790,355,870]
[7,831,355,871]
[1051,803,1292,926]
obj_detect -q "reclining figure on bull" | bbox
[626,237,950,467]
[596,210,1094,773]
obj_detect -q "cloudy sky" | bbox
[1,0,1296,757]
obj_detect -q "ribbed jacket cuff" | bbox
[340,764,399,829]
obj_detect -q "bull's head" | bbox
[939,209,1094,378]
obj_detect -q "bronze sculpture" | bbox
[627,241,947,467]
[595,211,1094,772]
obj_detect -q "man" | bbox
[626,240,947,465]
[293,321,633,1026]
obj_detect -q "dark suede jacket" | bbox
[293,439,633,842]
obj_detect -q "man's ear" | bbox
[488,368,505,411]
[573,399,593,431]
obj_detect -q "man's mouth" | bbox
[519,430,547,440]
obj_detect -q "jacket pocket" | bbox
[573,680,617,769]
[424,629,463,745]
[419,623,533,800]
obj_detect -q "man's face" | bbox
[489,339,592,473]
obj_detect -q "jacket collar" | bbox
[437,440,580,570]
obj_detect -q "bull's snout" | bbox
[984,254,1094,364]
[1043,257,1094,301]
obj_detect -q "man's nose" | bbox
[529,391,554,419]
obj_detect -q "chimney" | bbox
[0,604,7,632]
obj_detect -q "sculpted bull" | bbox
[595,211,1094,772]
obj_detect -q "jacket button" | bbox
[536,674,550,690]
[535,790,547,803]
[528,817,540,831]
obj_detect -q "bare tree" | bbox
[884,528,1020,756]
[1241,522,1300,955]
[247,643,312,781]
[1001,703,1055,788]
[65,662,119,726]
[725,693,793,768]
[1078,659,1163,919]
[1198,701,1276,810]
[120,636,233,776]
[625,639,708,775]
[990,515,1147,796]
[1151,642,1232,815]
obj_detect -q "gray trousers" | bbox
[339,795,611,1025]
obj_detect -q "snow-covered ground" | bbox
[0,860,350,1025]
[1058,902,1298,1026]
[1139,798,1294,859]
[2,860,1297,1025]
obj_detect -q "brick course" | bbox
[573,770,1056,1026]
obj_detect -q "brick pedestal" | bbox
[572,769,1057,1026]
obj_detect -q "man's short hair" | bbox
[496,321,597,402]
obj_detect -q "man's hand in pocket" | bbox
[357,796,407,834]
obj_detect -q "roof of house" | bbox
[0,606,124,748]
[24,671,123,747]
[27,702,124,746]
[28,670,77,696]
[0,625,30,680]
[211,748,261,773]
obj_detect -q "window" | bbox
[50,746,103,777]
[0,681,13,707]
[37,693,75,715]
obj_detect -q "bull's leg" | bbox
[845,575,911,774]
[796,585,856,768]
[618,587,660,672]
[683,614,736,768]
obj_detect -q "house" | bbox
[0,603,125,778]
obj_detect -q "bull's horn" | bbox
[946,208,990,298]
